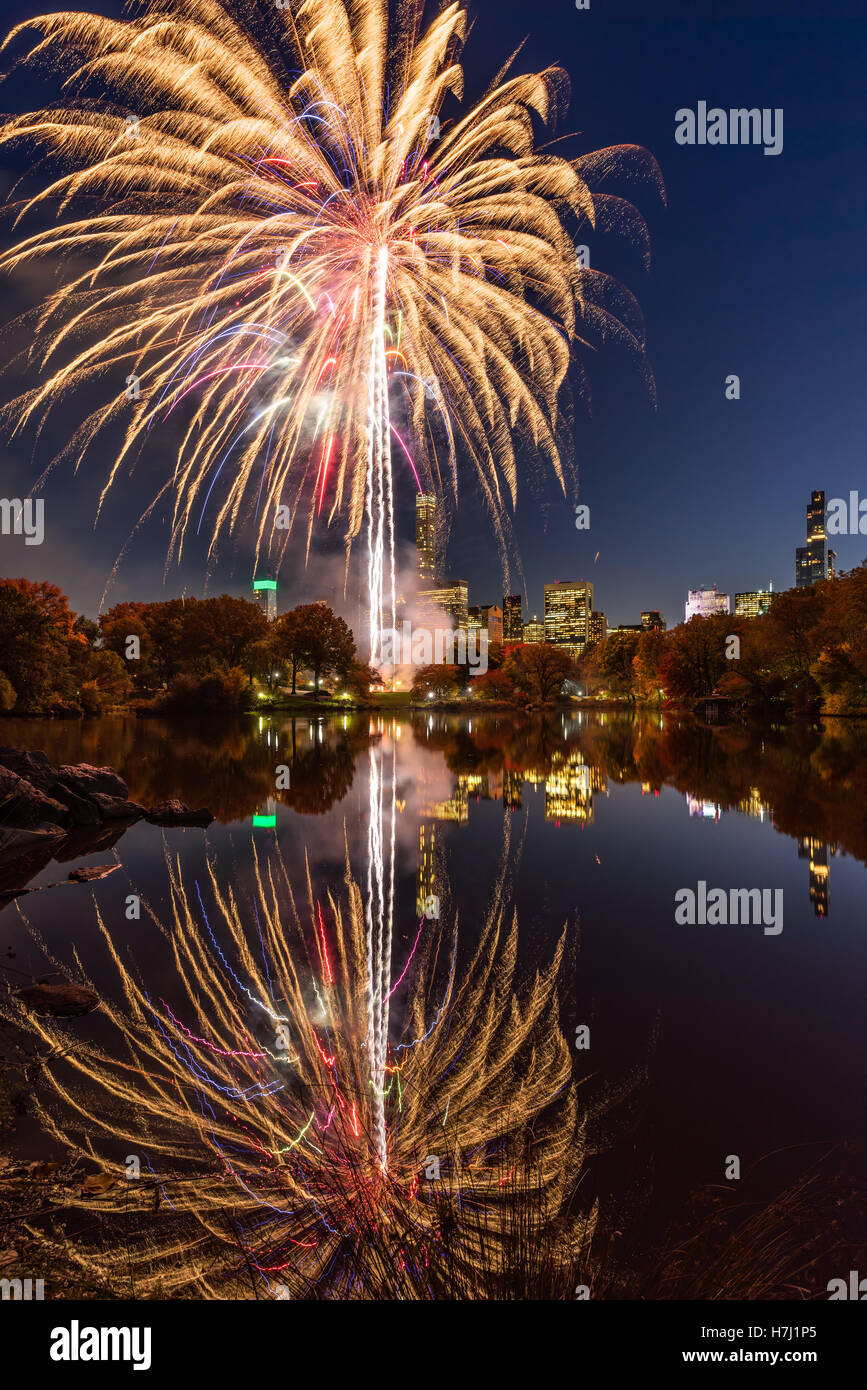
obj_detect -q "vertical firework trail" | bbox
[366,246,395,667]
[364,247,396,1170]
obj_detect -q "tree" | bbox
[77,650,133,713]
[411,664,462,700]
[272,609,307,694]
[273,603,355,697]
[99,599,188,691]
[73,613,100,647]
[183,594,268,673]
[633,629,667,699]
[7,578,82,644]
[505,643,574,705]
[0,580,72,710]
[341,662,383,700]
[472,669,518,702]
[599,631,641,696]
[658,615,731,700]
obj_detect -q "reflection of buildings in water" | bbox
[252,795,278,830]
[503,769,523,810]
[737,787,770,823]
[641,782,661,798]
[797,837,836,918]
[424,756,603,826]
[684,791,836,917]
[543,753,603,824]
[422,772,501,823]
[416,821,437,917]
[688,787,772,825]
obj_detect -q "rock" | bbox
[14,983,100,1017]
[67,863,119,883]
[0,748,57,794]
[89,793,145,821]
[145,800,214,826]
[0,765,68,828]
[56,763,128,801]
[50,783,103,828]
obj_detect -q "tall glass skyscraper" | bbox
[543,580,593,652]
[503,594,523,643]
[795,490,827,587]
[415,493,436,581]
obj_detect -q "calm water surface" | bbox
[2,709,865,1290]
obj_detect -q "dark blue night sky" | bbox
[1,0,866,626]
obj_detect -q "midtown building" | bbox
[503,594,523,643]
[641,610,666,631]
[795,489,827,588]
[523,614,545,644]
[415,492,437,581]
[466,606,500,642]
[467,604,501,643]
[544,580,593,654]
[253,572,278,621]
[734,588,776,618]
[685,586,731,621]
[587,611,607,647]
[418,579,468,629]
[480,603,502,644]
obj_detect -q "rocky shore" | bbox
[0,747,213,894]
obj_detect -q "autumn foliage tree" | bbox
[504,643,575,705]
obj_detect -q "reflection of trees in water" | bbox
[7,831,592,1298]
[421,712,867,868]
[0,716,369,822]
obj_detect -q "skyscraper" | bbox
[415,492,436,581]
[734,588,776,618]
[685,586,730,621]
[641,610,666,631]
[503,594,523,643]
[523,615,545,643]
[253,573,277,621]
[544,580,593,654]
[587,611,607,647]
[795,490,827,587]
[418,579,469,629]
[480,603,502,644]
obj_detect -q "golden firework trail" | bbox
[0,0,659,652]
[6,829,586,1298]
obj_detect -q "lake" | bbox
[2,709,865,1297]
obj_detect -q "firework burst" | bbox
[0,0,659,651]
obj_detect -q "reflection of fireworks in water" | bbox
[9,829,585,1297]
[0,0,658,651]
[365,737,395,1172]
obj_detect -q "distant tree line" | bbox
[576,563,867,715]
[0,579,373,715]
[4,562,865,717]
[410,564,867,715]
[413,642,576,707]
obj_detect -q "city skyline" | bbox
[2,0,866,631]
